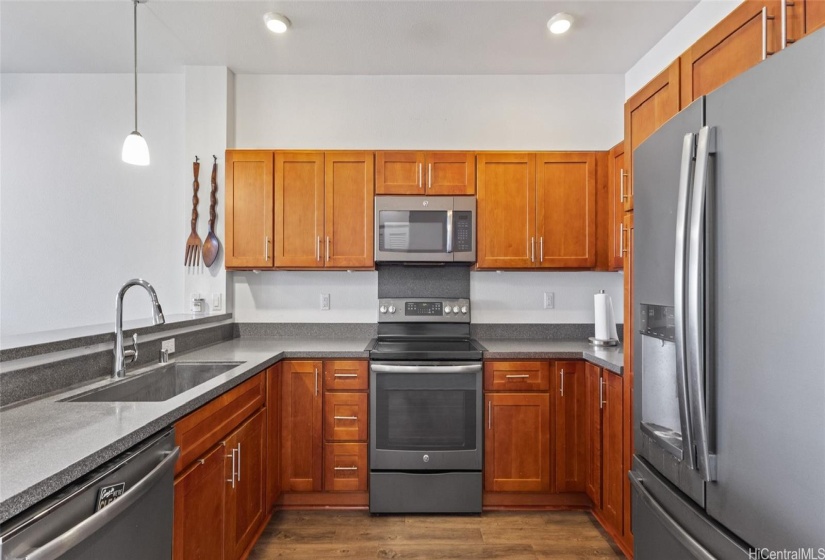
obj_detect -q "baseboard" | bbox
[592,507,633,559]
[278,491,369,508]
[482,491,592,509]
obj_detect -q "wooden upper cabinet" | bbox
[376,151,475,195]
[225,151,274,269]
[476,153,536,269]
[681,0,781,105]
[553,361,587,494]
[425,152,475,195]
[806,0,825,35]
[607,143,626,271]
[376,151,424,194]
[224,408,266,560]
[624,59,681,213]
[281,361,323,492]
[274,152,325,268]
[484,392,551,492]
[324,152,375,268]
[535,152,596,268]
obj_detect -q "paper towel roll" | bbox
[593,292,619,343]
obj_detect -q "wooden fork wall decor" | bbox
[185,156,203,268]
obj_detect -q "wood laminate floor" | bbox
[249,510,625,559]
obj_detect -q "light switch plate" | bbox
[321,293,331,310]
[544,292,555,309]
[212,293,222,311]
[161,338,175,353]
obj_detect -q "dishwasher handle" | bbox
[19,446,180,560]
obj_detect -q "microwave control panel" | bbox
[453,211,473,252]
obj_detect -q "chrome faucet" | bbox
[114,279,165,378]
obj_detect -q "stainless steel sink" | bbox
[63,361,243,403]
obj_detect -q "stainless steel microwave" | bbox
[374,196,476,263]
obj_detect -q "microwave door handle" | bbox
[687,125,717,482]
[674,132,697,471]
[446,210,453,253]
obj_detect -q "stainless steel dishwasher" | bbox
[0,428,178,560]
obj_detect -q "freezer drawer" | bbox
[631,457,749,560]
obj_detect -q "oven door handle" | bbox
[370,364,482,374]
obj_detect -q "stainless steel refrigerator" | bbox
[631,28,825,560]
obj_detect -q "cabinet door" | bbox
[681,0,781,105]
[553,361,587,493]
[274,152,325,268]
[584,363,602,508]
[425,152,476,195]
[622,211,635,543]
[535,152,597,268]
[624,59,680,213]
[607,143,626,270]
[173,443,225,560]
[225,151,274,269]
[484,393,551,492]
[324,392,368,442]
[266,364,281,512]
[324,152,375,268]
[476,153,536,269]
[376,151,424,194]
[324,443,368,492]
[281,361,323,492]
[224,408,265,560]
[603,372,624,532]
[806,0,825,34]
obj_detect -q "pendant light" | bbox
[122,0,150,166]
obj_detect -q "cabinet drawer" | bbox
[484,361,550,392]
[324,360,368,391]
[174,373,265,474]
[324,443,368,492]
[324,392,368,442]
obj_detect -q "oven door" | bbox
[369,362,483,471]
[374,196,475,262]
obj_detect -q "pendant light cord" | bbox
[133,0,138,131]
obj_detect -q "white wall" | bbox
[625,0,744,98]
[235,74,624,150]
[0,73,185,335]
[471,271,623,324]
[183,67,234,315]
[230,74,625,324]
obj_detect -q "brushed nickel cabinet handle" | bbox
[620,168,626,201]
[506,374,530,378]
[620,223,625,256]
[236,443,241,482]
[314,367,318,396]
[326,236,330,261]
[334,466,358,471]
[560,369,565,397]
[428,163,432,189]
[762,7,776,60]
[540,237,544,263]
[264,236,269,261]
[334,416,358,420]
[334,373,358,377]
[531,237,535,263]
[418,163,423,189]
[226,447,236,488]
[600,377,606,410]
[316,235,320,261]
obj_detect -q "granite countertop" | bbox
[478,339,624,375]
[0,337,371,524]
[0,334,621,524]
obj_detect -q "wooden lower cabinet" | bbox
[281,360,324,492]
[266,364,281,512]
[324,392,368,443]
[585,363,603,508]
[173,374,266,560]
[173,443,226,560]
[324,443,368,492]
[602,372,624,532]
[224,409,266,560]
[553,361,587,493]
[484,392,551,492]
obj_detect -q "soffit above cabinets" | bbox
[2,0,698,75]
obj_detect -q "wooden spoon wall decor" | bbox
[202,155,221,267]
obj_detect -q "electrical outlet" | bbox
[161,338,175,354]
[544,292,555,309]
[211,293,222,311]
[320,293,331,310]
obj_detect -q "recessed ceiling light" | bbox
[264,12,291,34]
[547,13,574,35]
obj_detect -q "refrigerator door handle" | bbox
[674,132,697,471]
[629,472,716,560]
[687,125,717,482]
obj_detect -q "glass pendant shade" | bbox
[122,131,150,165]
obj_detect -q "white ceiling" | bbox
[1,0,699,75]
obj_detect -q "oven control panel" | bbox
[378,298,470,323]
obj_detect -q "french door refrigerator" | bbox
[631,28,825,559]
